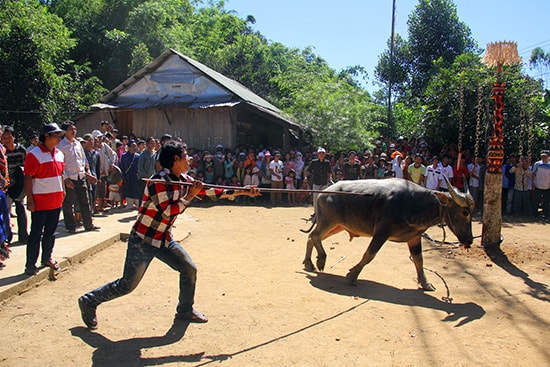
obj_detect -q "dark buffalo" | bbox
[302,177,474,290]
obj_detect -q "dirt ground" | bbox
[0,204,548,366]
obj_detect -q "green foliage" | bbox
[0,0,84,137]
[407,0,477,97]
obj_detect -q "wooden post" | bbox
[480,41,521,248]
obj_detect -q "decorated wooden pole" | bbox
[481,41,521,247]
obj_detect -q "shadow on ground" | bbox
[306,272,485,327]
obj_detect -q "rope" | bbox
[141,178,371,197]
[474,83,484,157]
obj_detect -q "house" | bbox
[75,49,309,152]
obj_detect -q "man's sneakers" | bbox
[78,296,98,330]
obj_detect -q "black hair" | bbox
[159,141,186,169]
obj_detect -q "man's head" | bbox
[61,120,77,139]
[1,125,15,148]
[159,141,187,170]
[39,123,63,146]
[317,147,326,160]
[160,134,172,146]
[541,150,549,162]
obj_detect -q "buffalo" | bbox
[302,177,474,290]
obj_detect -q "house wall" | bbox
[75,107,236,152]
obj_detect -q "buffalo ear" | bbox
[433,191,451,206]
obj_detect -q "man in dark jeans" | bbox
[78,141,260,329]
[58,121,99,233]
[23,123,66,275]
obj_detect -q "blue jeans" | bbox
[81,233,197,314]
[26,208,61,270]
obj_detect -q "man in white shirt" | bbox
[58,121,99,233]
[424,156,442,190]
[438,155,454,191]
[532,150,550,219]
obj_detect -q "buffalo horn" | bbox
[443,175,468,208]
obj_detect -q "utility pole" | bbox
[387,0,396,138]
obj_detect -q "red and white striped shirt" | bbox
[24,144,65,211]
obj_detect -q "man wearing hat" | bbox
[58,121,99,233]
[308,147,332,213]
[532,150,550,218]
[23,123,65,275]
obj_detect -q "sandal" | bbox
[42,260,60,271]
[174,310,208,323]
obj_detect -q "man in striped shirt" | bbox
[79,141,260,330]
[23,123,65,276]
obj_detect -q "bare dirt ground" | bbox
[0,204,548,366]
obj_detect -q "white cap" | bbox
[317,147,326,153]
[91,130,103,138]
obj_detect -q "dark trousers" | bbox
[81,233,197,314]
[62,178,93,230]
[25,208,61,270]
[534,188,549,216]
[7,198,27,240]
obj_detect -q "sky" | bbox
[226,0,550,92]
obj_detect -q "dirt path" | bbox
[0,205,548,366]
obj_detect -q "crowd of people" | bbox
[0,121,548,274]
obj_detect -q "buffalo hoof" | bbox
[316,257,326,272]
[303,260,315,272]
[421,282,436,291]
[346,272,358,286]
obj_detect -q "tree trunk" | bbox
[482,172,503,247]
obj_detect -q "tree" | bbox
[407,0,477,98]
[0,0,104,138]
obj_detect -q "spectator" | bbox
[425,156,442,190]
[285,168,297,205]
[408,153,426,186]
[269,152,284,205]
[1,125,28,243]
[344,151,360,180]
[26,134,39,153]
[468,155,483,213]
[58,121,99,233]
[137,137,157,205]
[93,129,117,213]
[82,134,100,215]
[223,151,235,182]
[362,154,377,179]
[294,151,305,187]
[438,155,454,191]
[510,155,532,216]
[451,155,469,193]
[23,123,65,275]
[119,140,141,210]
[0,138,10,268]
[308,147,332,214]
[532,150,550,219]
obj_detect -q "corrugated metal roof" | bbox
[99,49,280,113]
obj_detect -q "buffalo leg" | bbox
[346,234,388,285]
[303,227,331,272]
[407,236,435,291]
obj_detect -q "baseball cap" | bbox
[317,147,326,153]
[41,123,63,135]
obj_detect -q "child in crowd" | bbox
[285,168,297,205]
